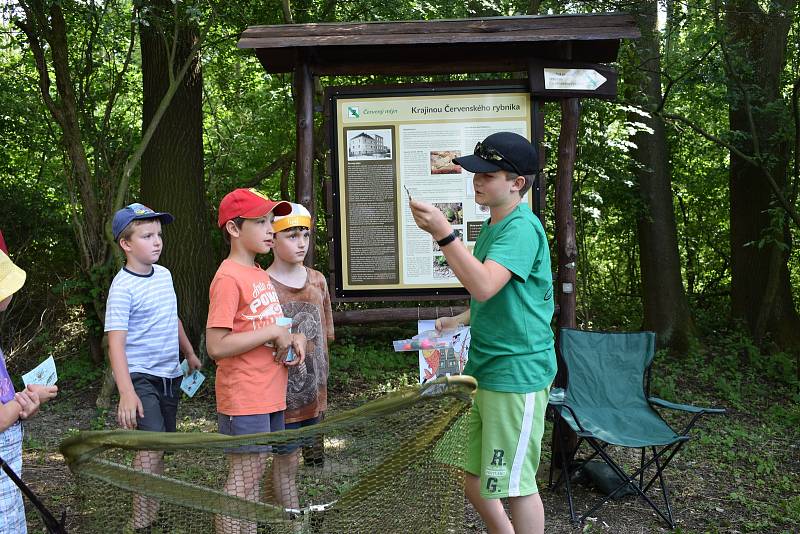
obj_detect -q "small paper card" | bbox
[22,356,58,388]
[276,317,295,362]
[180,360,205,398]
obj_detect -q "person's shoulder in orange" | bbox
[207,260,253,324]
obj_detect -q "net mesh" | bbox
[59,376,475,534]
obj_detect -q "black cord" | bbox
[0,453,67,534]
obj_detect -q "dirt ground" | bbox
[16,381,797,534]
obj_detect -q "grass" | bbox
[13,322,800,533]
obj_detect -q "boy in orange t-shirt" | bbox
[206,188,306,534]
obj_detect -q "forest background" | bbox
[0,0,799,532]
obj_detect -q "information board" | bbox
[330,84,533,299]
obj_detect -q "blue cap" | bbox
[112,203,175,241]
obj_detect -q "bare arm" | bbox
[0,382,57,430]
[0,399,23,431]
[410,200,511,301]
[178,319,202,371]
[206,324,290,360]
[438,240,512,302]
[107,330,142,429]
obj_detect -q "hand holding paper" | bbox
[27,384,58,403]
[276,317,295,362]
[184,352,203,372]
[180,359,206,398]
[409,199,452,241]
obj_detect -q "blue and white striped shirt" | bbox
[104,264,181,378]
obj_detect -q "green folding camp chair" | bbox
[548,328,725,529]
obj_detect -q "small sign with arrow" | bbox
[528,60,618,99]
[544,68,607,91]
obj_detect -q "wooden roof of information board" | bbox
[238,13,639,75]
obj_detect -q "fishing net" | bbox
[60,375,475,534]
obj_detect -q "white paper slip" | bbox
[22,356,58,388]
[180,359,205,398]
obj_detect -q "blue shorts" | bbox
[218,412,285,454]
[283,416,322,453]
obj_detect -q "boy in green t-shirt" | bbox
[410,132,555,534]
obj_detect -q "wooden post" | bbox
[294,58,315,267]
[533,99,546,226]
[556,101,579,328]
[552,97,580,468]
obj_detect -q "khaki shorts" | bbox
[465,387,549,498]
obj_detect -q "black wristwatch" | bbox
[436,231,458,247]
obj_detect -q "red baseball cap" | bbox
[217,188,292,228]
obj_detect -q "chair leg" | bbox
[651,446,675,528]
[580,442,677,529]
[550,437,587,492]
[548,416,562,489]
[643,441,686,494]
[578,448,636,521]
[639,448,645,489]
[550,415,578,523]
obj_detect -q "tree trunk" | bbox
[629,1,694,352]
[724,1,800,348]
[139,1,215,347]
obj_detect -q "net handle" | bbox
[443,374,477,391]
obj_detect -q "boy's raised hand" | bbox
[409,199,452,240]
[15,389,41,419]
[117,391,144,430]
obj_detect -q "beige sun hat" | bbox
[0,250,26,302]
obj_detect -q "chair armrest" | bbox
[547,388,587,433]
[548,387,566,405]
[649,396,726,414]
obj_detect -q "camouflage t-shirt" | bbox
[270,268,335,423]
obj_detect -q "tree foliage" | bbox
[0,0,798,387]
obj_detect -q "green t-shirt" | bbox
[464,204,556,393]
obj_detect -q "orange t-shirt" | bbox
[207,259,287,415]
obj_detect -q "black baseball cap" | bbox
[453,132,538,176]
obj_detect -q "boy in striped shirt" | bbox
[105,203,202,533]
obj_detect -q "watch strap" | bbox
[436,231,458,247]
